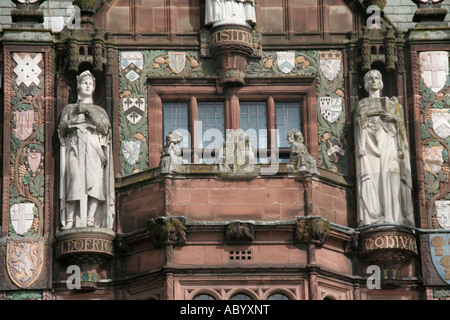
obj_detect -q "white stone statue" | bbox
[58,71,115,230]
[218,129,256,174]
[205,0,256,28]
[287,129,317,175]
[160,130,183,173]
[354,70,414,227]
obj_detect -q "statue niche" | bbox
[58,71,115,230]
[354,69,414,227]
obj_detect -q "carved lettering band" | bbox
[56,237,114,257]
[360,234,418,255]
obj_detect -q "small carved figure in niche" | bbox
[58,71,115,230]
[287,129,317,175]
[354,69,414,227]
[205,0,256,28]
[160,130,183,173]
[218,130,256,174]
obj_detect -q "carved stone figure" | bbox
[58,71,115,230]
[205,0,256,28]
[287,129,318,175]
[160,130,183,173]
[218,130,256,174]
[354,70,414,227]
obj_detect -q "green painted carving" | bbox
[144,50,216,78]
[418,60,450,222]
[119,54,149,177]
[6,290,42,300]
[9,53,45,237]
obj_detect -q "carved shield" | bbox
[431,109,450,139]
[122,96,146,125]
[122,140,142,165]
[436,201,450,229]
[10,203,35,236]
[319,51,342,81]
[423,145,444,175]
[429,234,450,285]
[13,110,34,141]
[420,51,448,93]
[319,97,343,123]
[26,148,43,177]
[7,238,44,288]
[13,53,42,88]
[121,52,144,82]
[168,52,186,74]
[277,52,295,74]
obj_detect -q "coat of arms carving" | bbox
[121,52,144,82]
[6,238,44,288]
[123,96,146,125]
[122,140,142,166]
[430,234,450,285]
[319,97,343,123]
[420,51,448,93]
[168,52,186,74]
[319,51,342,81]
[277,52,295,74]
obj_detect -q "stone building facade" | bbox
[0,0,449,301]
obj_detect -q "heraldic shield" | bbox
[429,234,450,285]
[6,238,44,288]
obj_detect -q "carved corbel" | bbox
[147,217,187,247]
[225,221,255,243]
[295,216,331,247]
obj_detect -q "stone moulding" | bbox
[55,227,115,264]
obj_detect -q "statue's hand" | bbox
[101,156,107,168]
[358,149,366,158]
[75,105,90,115]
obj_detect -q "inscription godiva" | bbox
[361,235,418,254]
[56,238,114,257]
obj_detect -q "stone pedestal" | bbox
[55,228,115,291]
[359,227,418,288]
[209,25,254,85]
